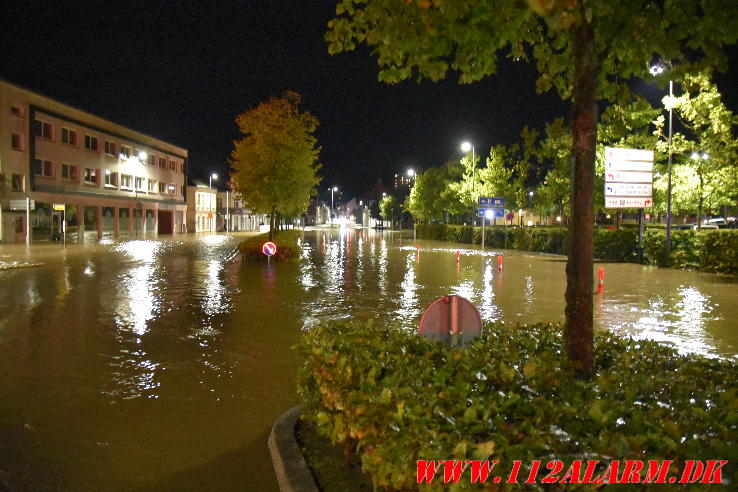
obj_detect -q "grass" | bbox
[237,229,302,261]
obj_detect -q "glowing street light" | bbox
[691,152,709,161]
[461,141,475,190]
[407,168,415,177]
[209,172,218,189]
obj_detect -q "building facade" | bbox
[186,184,217,232]
[0,80,187,243]
[215,190,264,232]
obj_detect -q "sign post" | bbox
[604,147,653,262]
[478,198,505,249]
[262,241,277,264]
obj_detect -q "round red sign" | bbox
[262,241,277,257]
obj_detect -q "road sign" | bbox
[605,171,652,183]
[606,160,654,172]
[477,208,504,218]
[605,183,652,197]
[419,295,483,346]
[506,212,515,221]
[262,241,277,257]
[605,197,653,208]
[10,199,35,211]
[478,197,505,208]
[605,147,654,162]
[53,203,66,211]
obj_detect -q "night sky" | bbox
[2,1,736,201]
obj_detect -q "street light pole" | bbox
[331,186,337,225]
[209,172,218,189]
[666,80,674,254]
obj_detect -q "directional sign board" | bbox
[477,208,505,218]
[478,197,505,208]
[604,147,653,208]
[262,241,277,257]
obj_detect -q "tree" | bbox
[230,91,321,240]
[404,161,464,223]
[327,0,738,376]
[653,73,738,226]
[379,194,398,222]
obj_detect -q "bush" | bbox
[297,320,738,490]
[237,230,302,261]
[415,224,738,275]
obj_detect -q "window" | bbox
[61,164,79,181]
[158,157,166,168]
[84,168,98,184]
[61,128,78,146]
[11,133,23,150]
[120,174,132,188]
[169,160,176,171]
[148,180,156,192]
[104,140,117,156]
[135,177,145,190]
[158,182,166,193]
[33,120,53,139]
[120,145,132,159]
[12,174,24,192]
[84,134,99,151]
[104,171,118,187]
[180,163,185,174]
[148,154,156,166]
[11,106,25,117]
[34,159,54,178]
[168,183,175,194]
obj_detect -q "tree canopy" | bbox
[327,0,738,376]
[230,91,322,239]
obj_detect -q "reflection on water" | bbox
[0,229,737,490]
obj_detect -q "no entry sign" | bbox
[262,241,277,257]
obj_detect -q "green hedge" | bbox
[415,224,738,275]
[297,320,738,490]
[237,230,302,261]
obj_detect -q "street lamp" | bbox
[461,141,475,190]
[651,60,674,254]
[209,172,218,189]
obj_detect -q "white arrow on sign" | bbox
[605,171,652,183]
[605,197,653,208]
[605,183,652,197]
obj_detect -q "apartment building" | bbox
[216,190,264,232]
[186,184,217,232]
[0,80,187,243]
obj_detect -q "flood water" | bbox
[1,229,736,490]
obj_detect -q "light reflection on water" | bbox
[0,229,737,490]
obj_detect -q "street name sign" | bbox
[604,146,654,208]
[477,209,505,218]
[478,197,505,208]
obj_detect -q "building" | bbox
[186,183,217,232]
[216,190,264,232]
[0,80,187,243]
[393,173,414,189]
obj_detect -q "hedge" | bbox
[297,320,738,490]
[237,230,302,261]
[415,224,738,275]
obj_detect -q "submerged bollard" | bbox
[597,267,604,293]
[497,255,503,272]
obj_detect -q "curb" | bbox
[268,405,319,492]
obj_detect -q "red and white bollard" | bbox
[456,250,460,262]
[597,267,605,293]
[497,255,503,272]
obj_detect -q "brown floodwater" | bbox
[0,228,736,490]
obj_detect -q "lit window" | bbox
[84,134,99,151]
[33,120,53,139]
[61,164,79,180]
[34,159,54,177]
[12,174,24,192]
[135,177,145,190]
[105,171,118,187]
[120,174,132,188]
[61,128,78,146]
[11,133,23,150]
[120,145,132,159]
[104,140,117,156]
[84,168,98,184]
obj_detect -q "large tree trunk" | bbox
[566,20,598,378]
